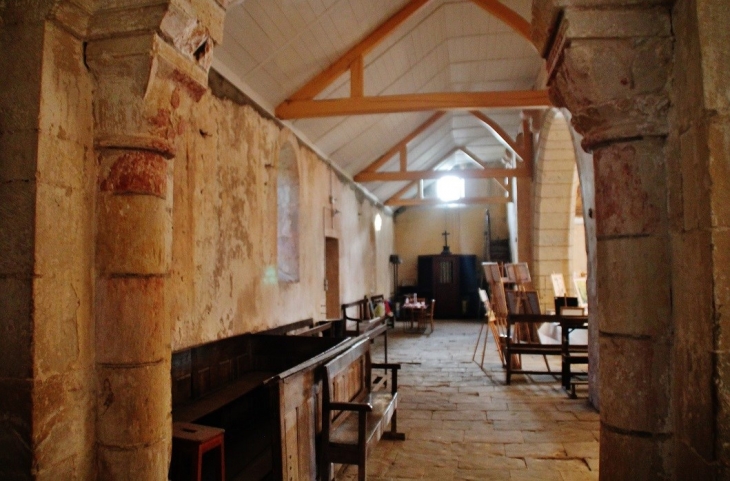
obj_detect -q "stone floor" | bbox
[337,320,599,481]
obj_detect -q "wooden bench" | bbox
[171,333,358,480]
[505,314,588,385]
[260,318,336,337]
[341,296,390,362]
[321,338,405,481]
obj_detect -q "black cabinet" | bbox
[417,255,478,319]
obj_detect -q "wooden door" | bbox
[325,237,340,319]
[434,256,460,318]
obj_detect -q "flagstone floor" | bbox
[336,320,599,481]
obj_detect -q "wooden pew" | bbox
[505,313,588,386]
[321,338,405,481]
[260,318,336,337]
[341,296,389,362]
[171,333,358,480]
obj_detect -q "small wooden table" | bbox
[559,316,589,392]
[172,422,225,481]
[402,301,427,333]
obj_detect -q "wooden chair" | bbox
[472,288,493,368]
[482,263,511,367]
[172,422,225,481]
[418,298,435,334]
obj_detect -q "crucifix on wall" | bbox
[441,230,452,255]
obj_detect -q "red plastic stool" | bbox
[172,422,226,481]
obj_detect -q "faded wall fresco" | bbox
[168,74,394,349]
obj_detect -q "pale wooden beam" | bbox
[286,0,432,102]
[460,147,489,169]
[386,195,513,207]
[470,110,526,159]
[399,146,407,171]
[351,55,364,97]
[470,0,532,45]
[359,112,446,174]
[384,147,459,204]
[276,90,551,119]
[355,167,530,182]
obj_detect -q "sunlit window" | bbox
[436,175,464,202]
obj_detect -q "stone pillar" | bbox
[533,2,674,479]
[516,119,534,267]
[85,2,224,478]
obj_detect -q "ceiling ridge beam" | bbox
[356,167,529,182]
[276,90,551,119]
[470,110,526,160]
[387,195,513,207]
[385,147,460,204]
[359,112,446,174]
[459,147,489,169]
[469,0,533,46]
[285,0,433,102]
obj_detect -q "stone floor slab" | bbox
[334,321,600,481]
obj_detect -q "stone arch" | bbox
[277,138,301,283]
[532,109,582,312]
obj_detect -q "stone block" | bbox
[96,362,170,447]
[34,181,93,278]
[670,0,704,132]
[596,236,670,337]
[97,437,169,481]
[0,24,43,133]
[716,351,730,470]
[670,228,715,459]
[97,192,171,275]
[697,0,730,113]
[599,335,671,434]
[38,22,93,149]
[714,230,730,350]
[674,438,716,481]
[566,7,672,39]
[33,271,89,377]
[33,371,95,479]
[96,277,167,364]
[599,428,671,480]
[594,139,667,238]
[0,129,39,182]
[679,124,712,231]
[0,378,32,478]
[534,229,570,247]
[0,278,32,379]
[665,134,684,233]
[0,180,36,275]
[708,117,730,228]
[553,36,671,144]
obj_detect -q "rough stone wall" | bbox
[534,1,675,478]
[669,0,730,477]
[170,80,394,349]
[394,204,508,287]
[566,114,598,409]
[533,111,579,313]
[0,6,97,479]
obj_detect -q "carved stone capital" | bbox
[533,1,673,148]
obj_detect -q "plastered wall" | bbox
[394,204,509,287]
[169,73,394,349]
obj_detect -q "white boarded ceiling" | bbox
[213,0,542,204]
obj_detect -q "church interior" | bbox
[1,0,729,479]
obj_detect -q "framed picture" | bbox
[560,306,586,317]
[551,273,566,297]
[573,275,588,307]
[525,291,541,315]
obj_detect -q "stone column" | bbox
[516,118,534,267]
[85,2,224,478]
[533,2,674,479]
